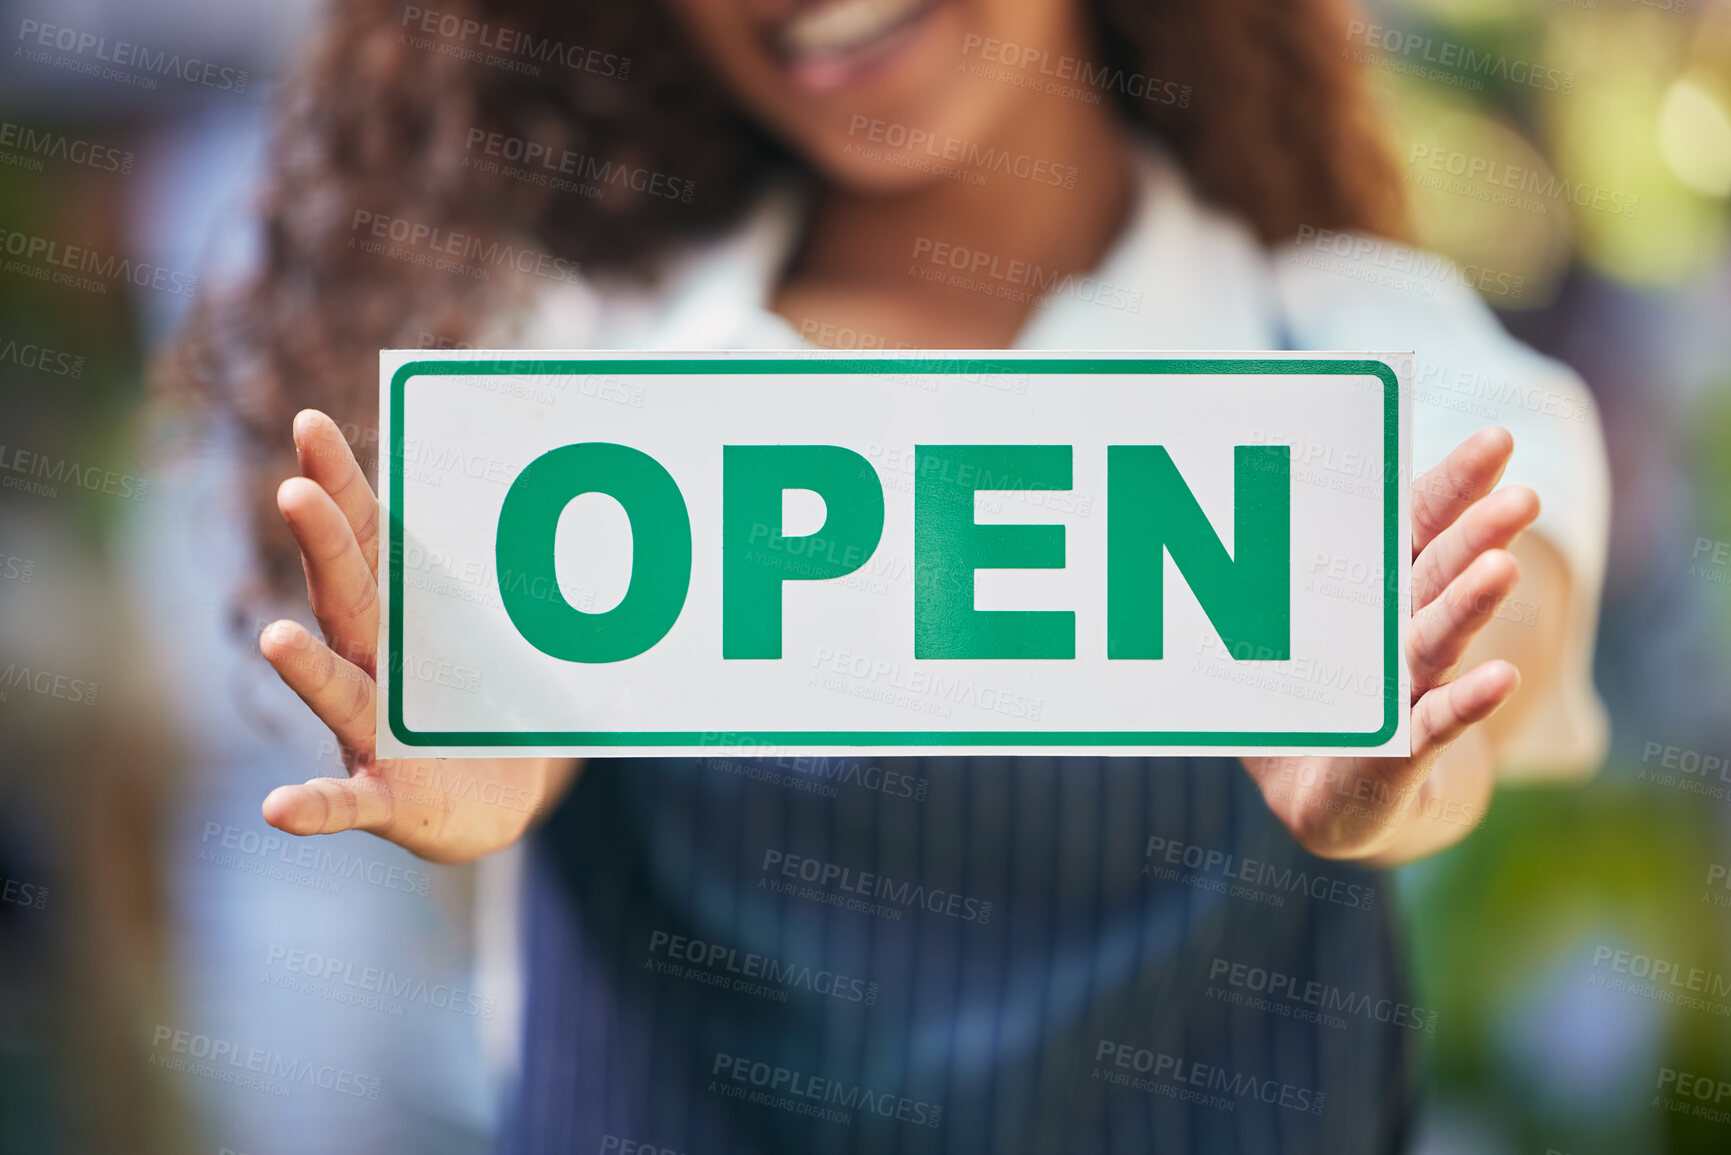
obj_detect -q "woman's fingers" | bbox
[262,414,390,844]
[1407,549,1521,695]
[293,409,379,579]
[262,776,394,838]
[259,619,376,756]
[1413,427,1515,558]
[1410,659,1520,764]
[278,476,379,676]
[1412,484,1539,611]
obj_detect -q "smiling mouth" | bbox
[773,0,944,89]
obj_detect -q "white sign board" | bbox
[377,350,1411,759]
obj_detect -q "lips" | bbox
[773,0,943,89]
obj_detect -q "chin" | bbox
[802,137,960,195]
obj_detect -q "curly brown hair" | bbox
[159,0,1407,596]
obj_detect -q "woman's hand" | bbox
[258,410,578,864]
[1241,427,1538,864]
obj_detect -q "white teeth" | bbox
[782,0,930,59]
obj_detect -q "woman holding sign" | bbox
[168,0,1608,1149]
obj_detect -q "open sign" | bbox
[378,350,1410,758]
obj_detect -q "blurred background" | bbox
[2,0,1730,1152]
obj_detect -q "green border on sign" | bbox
[387,357,1400,748]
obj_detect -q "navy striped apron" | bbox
[503,754,1418,1154]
